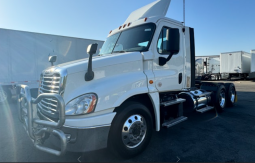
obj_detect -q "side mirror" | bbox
[85,43,98,81]
[166,28,180,54]
[87,43,98,56]
[49,55,57,66]
[159,28,180,66]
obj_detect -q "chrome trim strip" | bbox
[63,124,111,129]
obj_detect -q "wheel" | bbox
[0,88,11,104]
[108,101,153,158]
[213,85,226,112]
[224,83,236,107]
[243,74,247,80]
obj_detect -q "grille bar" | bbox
[38,72,61,119]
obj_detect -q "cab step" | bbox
[196,106,214,113]
[161,98,186,107]
[162,116,188,128]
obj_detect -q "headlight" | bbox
[65,94,97,115]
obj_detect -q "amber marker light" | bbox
[128,22,131,26]
[144,17,148,22]
[123,24,126,28]
[149,80,153,84]
[119,26,122,30]
[109,30,112,34]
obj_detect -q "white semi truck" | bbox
[195,55,221,81]
[0,28,104,103]
[17,0,237,158]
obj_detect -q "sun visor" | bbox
[124,0,171,24]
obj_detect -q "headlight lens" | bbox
[65,94,97,115]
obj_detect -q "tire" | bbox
[224,83,236,107]
[0,88,11,104]
[108,101,153,158]
[212,85,226,112]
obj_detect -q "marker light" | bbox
[144,17,148,22]
[123,24,126,28]
[119,26,122,30]
[128,22,131,26]
[109,30,112,34]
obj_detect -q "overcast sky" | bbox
[0,0,254,56]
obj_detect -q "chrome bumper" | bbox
[17,85,67,156]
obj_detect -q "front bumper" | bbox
[50,126,110,152]
[17,85,110,156]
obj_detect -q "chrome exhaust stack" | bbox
[17,85,67,156]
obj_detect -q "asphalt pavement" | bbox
[0,80,255,162]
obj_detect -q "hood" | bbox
[54,52,143,75]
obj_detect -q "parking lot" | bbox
[0,80,255,162]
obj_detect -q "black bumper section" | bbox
[50,126,111,152]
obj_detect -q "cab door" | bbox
[152,21,185,92]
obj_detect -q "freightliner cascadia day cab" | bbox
[17,0,237,158]
[0,28,104,104]
[195,55,221,81]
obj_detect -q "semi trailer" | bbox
[220,51,251,80]
[251,50,255,73]
[195,55,221,81]
[0,28,104,103]
[17,0,237,158]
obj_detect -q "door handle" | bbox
[179,73,182,84]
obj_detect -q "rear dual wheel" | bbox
[214,85,226,112]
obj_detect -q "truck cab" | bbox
[18,0,237,158]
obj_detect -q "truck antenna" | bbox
[182,0,185,33]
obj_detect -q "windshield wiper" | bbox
[112,50,127,54]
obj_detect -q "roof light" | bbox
[119,26,122,30]
[128,22,131,26]
[109,30,112,34]
[144,17,148,22]
[123,24,126,28]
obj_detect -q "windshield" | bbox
[100,23,156,55]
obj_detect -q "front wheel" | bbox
[108,101,153,158]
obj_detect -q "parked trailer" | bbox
[0,28,104,103]
[220,51,251,80]
[17,0,237,158]
[195,55,221,81]
[251,50,255,73]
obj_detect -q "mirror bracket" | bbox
[85,43,98,81]
[159,53,173,66]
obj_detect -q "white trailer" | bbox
[251,50,255,73]
[220,51,251,80]
[195,55,221,81]
[0,28,104,103]
[17,0,237,158]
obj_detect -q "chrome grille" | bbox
[38,73,61,119]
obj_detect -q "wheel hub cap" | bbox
[219,90,226,107]
[122,114,147,148]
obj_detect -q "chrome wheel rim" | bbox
[230,87,235,103]
[219,90,226,108]
[0,89,7,103]
[122,114,147,149]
